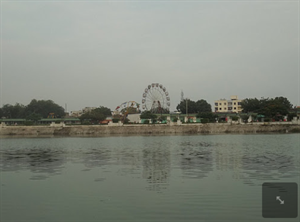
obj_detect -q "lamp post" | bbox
[186,98,189,122]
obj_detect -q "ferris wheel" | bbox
[141,83,170,113]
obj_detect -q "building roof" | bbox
[0,118,80,122]
[0,119,26,122]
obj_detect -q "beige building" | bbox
[82,107,97,114]
[70,110,83,117]
[214,95,243,113]
[70,107,97,117]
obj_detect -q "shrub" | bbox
[288,113,297,121]
[140,111,156,120]
[231,116,239,121]
[158,116,166,122]
[24,121,33,126]
[264,118,271,122]
[251,114,257,120]
[123,118,130,124]
[172,117,178,122]
[201,118,209,123]
[144,120,149,124]
[112,118,119,123]
[240,115,249,123]
[197,112,217,122]
[188,118,194,123]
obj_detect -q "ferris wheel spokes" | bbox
[141,83,170,114]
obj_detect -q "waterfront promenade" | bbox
[1,121,300,136]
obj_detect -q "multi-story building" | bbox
[214,95,243,113]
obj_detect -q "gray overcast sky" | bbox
[1,0,299,112]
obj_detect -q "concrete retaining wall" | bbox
[1,123,300,136]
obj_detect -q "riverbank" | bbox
[1,123,300,136]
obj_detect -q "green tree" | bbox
[79,110,106,124]
[195,100,212,113]
[241,98,262,113]
[25,99,65,118]
[96,106,112,117]
[241,97,293,118]
[0,103,26,118]
[1,104,14,118]
[79,106,111,124]
[177,99,211,114]
[177,99,195,114]
[260,98,291,118]
[26,113,42,123]
[11,103,26,118]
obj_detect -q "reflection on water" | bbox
[0,135,299,186]
[242,152,294,172]
[178,141,213,179]
[0,147,66,180]
[82,148,112,168]
[0,135,299,222]
[241,151,299,185]
[142,145,170,191]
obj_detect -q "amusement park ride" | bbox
[141,83,170,114]
[114,83,170,122]
[47,113,56,118]
[114,101,140,121]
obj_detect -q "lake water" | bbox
[0,134,299,222]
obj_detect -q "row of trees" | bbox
[176,99,212,114]
[240,97,296,119]
[0,100,65,120]
[1,96,296,124]
[176,97,296,115]
[0,100,113,124]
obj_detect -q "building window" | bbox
[219,108,222,110]
[238,102,241,105]
[224,103,226,105]
[234,107,236,110]
[228,102,232,105]
[228,107,232,110]
[219,103,221,105]
[215,103,218,106]
[224,108,227,110]
[215,107,218,111]
[234,102,236,105]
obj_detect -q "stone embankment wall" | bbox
[1,123,300,136]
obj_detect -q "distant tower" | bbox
[181,90,184,102]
